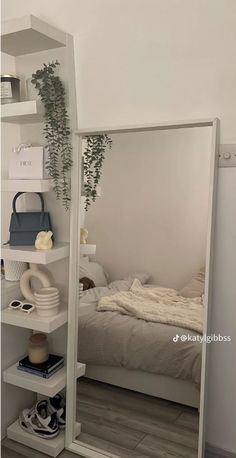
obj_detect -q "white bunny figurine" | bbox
[80,228,88,244]
[35,231,53,250]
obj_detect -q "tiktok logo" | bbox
[173,334,179,342]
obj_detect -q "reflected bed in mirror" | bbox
[67,119,218,458]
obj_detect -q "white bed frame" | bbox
[78,304,200,409]
[84,364,200,408]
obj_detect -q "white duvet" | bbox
[97,279,203,333]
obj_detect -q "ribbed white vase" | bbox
[4,260,28,282]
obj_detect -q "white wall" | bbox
[2,0,236,453]
[85,128,212,289]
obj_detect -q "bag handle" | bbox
[12,192,45,226]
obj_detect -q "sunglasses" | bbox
[8,300,35,314]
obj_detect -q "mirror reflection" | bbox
[76,126,213,458]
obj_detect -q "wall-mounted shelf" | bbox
[1,100,43,124]
[2,179,53,193]
[1,303,68,333]
[80,244,96,256]
[3,364,66,397]
[7,421,81,458]
[3,362,85,397]
[1,14,78,454]
[1,243,70,264]
[77,362,86,379]
[1,15,66,56]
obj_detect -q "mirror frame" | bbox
[65,118,219,458]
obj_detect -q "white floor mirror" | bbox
[66,118,219,458]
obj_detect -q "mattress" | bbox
[78,309,201,386]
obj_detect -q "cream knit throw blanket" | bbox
[97,279,203,333]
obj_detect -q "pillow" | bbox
[80,286,113,304]
[179,267,205,298]
[128,272,150,284]
[109,272,150,292]
[79,259,108,287]
[79,257,89,278]
[80,273,150,304]
[80,256,89,262]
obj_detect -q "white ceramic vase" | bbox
[34,287,60,317]
[4,260,27,282]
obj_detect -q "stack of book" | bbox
[17,354,64,379]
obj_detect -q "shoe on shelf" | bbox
[19,400,59,439]
[49,393,66,429]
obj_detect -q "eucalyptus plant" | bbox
[83,134,112,210]
[31,61,72,210]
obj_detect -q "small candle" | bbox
[28,333,49,364]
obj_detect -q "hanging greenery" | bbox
[31,61,72,210]
[83,134,112,211]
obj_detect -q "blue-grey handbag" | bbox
[9,192,52,246]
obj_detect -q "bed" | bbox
[78,275,203,408]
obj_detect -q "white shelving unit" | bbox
[1,242,70,264]
[3,362,85,398]
[1,100,44,123]
[76,362,86,379]
[1,303,68,333]
[80,244,96,255]
[2,179,53,193]
[3,364,66,398]
[7,421,81,458]
[1,14,66,56]
[1,14,82,457]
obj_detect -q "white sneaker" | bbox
[19,400,59,439]
[49,394,66,429]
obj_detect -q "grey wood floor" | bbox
[1,440,80,458]
[2,378,199,458]
[1,446,25,458]
[77,377,199,458]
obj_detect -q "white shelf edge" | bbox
[80,244,96,256]
[7,420,65,457]
[1,242,70,264]
[3,362,85,397]
[3,363,66,397]
[2,179,53,193]
[1,100,44,124]
[1,303,68,333]
[76,362,86,379]
[2,15,66,57]
[75,118,216,136]
[7,420,81,457]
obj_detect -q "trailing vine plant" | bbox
[83,134,112,210]
[31,61,72,210]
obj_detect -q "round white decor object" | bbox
[20,267,52,302]
[34,287,59,297]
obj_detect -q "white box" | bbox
[9,146,48,179]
